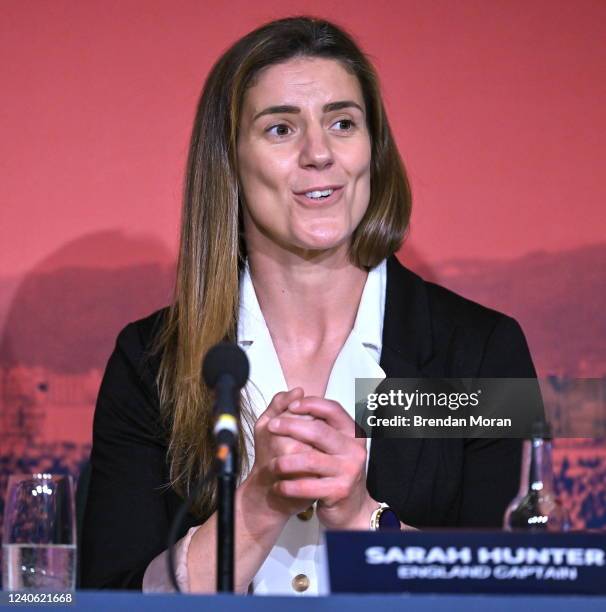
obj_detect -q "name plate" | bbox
[325,530,606,595]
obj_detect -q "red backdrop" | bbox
[1,1,605,529]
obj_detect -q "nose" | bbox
[298,124,334,171]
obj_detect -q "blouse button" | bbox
[296,505,314,521]
[292,573,310,592]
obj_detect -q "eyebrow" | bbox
[252,100,364,122]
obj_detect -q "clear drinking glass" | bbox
[2,474,76,591]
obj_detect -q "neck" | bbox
[246,244,368,352]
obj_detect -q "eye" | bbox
[331,118,355,131]
[266,124,292,137]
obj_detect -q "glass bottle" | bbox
[504,421,571,531]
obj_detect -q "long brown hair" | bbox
[155,16,412,518]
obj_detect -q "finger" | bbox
[287,397,353,431]
[261,387,305,420]
[269,436,314,457]
[271,452,335,479]
[283,407,314,421]
[267,416,343,454]
[273,477,339,500]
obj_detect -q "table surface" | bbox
[6,591,606,611]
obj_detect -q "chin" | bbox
[291,229,350,253]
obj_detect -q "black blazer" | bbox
[81,256,536,589]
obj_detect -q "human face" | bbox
[237,57,372,258]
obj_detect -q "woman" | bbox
[81,16,536,594]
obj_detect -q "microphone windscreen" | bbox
[202,342,249,389]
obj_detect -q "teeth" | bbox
[305,188,333,199]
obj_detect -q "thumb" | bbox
[261,387,305,420]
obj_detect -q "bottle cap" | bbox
[531,419,552,440]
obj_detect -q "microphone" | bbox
[167,343,249,593]
[202,342,249,448]
[202,342,249,593]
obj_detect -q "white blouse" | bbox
[143,260,387,595]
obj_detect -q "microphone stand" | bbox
[216,441,237,592]
[213,375,240,593]
[165,342,247,594]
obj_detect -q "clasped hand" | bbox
[249,387,375,530]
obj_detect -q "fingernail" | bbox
[268,418,280,431]
[289,400,300,410]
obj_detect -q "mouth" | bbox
[292,185,344,207]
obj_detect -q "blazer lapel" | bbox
[367,256,451,519]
